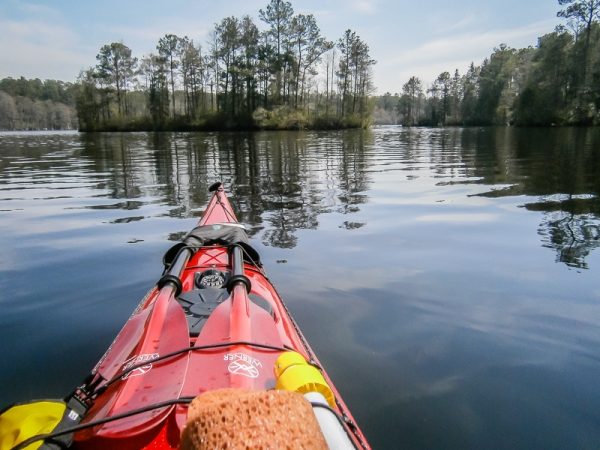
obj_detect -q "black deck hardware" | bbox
[208,182,222,192]
[176,289,273,335]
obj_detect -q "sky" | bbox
[0,0,565,94]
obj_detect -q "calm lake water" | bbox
[1,127,599,449]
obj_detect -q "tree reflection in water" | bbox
[539,211,600,269]
[464,128,600,269]
[523,194,600,269]
[77,130,372,249]
[58,127,600,264]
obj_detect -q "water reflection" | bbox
[76,130,374,248]
[459,128,600,269]
[2,128,600,263]
[537,211,600,269]
[366,126,600,268]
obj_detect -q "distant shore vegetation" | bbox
[75,0,376,132]
[373,0,600,127]
[0,77,78,130]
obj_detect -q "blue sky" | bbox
[0,0,563,94]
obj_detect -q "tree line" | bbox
[76,0,376,131]
[375,0,600,126]
[0,77,78,130]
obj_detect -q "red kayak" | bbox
[3,183,369,449]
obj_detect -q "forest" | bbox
[76,0,376,131]
[375,0,600,126]
[0,77,78,130]
[1,0,599,130]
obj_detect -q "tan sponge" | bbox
[181,389,328,450]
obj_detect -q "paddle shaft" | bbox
[228,245,253,390]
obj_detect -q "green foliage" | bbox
[474,44,517,125]
[337,29,376,118]
[96,43,138,116]
[0,77,78,106]
[380,2,600,128]
[512,32,573,125]
[76,69,100,131]
[0,77,78,130]
[252,106,308,129]
[143,54,170,129]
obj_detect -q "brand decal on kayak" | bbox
[121,353,159,379]
[224,353,262,378]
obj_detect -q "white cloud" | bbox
[351,0,378,14]
[0,19,91,80]
[1,19,76,46]
[15,1,62,18]
[435,14,477,34]
[390,20,551,67]
[372,19,555,92]
[0,7,217,80]
[98,18,214,55]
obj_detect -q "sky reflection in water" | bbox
[0,127,599,449]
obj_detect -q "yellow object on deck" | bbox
[0,401,66,450]
[274,352,336,407]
